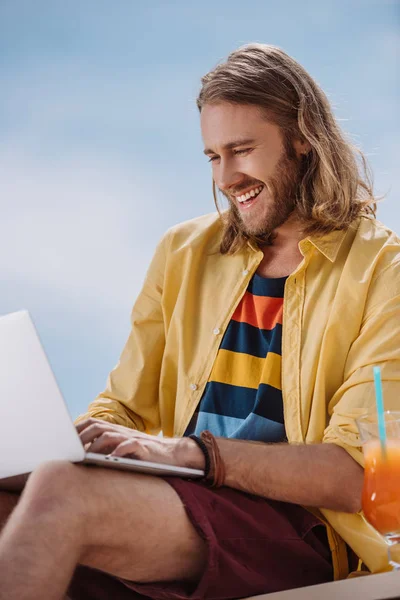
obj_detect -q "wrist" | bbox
[177,436,206,470]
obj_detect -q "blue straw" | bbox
[373,366,387,458]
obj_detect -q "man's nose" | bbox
[215,160,243,193]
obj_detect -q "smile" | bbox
[236,185,264,204]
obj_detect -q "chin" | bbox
[245,220,286,240]
[241,210,276,237]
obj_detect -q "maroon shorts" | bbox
[68,478,333,600]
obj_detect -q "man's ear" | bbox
[293,136,312,157]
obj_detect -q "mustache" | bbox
[219,180,264,198]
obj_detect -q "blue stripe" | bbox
[194,412,244,438]
[194,411,285,442]
[198,381,284,423]
[248,274,287,297]
[220,321,283,357]
[253,384,284,423]
[229,412,286,442]
[197,382,258,419]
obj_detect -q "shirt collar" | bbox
[245,223,354,262]
[303,227,350,262]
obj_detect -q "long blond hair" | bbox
[197,44,376,254]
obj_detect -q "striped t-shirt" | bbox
[186,274,287,443]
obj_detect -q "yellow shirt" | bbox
[77,212,400,576]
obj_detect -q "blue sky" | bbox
[1,0,399,419]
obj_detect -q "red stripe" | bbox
[232,292,283,330]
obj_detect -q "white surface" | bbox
[246,571,400,600]
[0,310,85,478]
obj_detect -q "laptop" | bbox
[0,310,204,491]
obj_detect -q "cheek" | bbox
[248,157,273,182]
[255,145,283,174]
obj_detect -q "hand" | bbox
[75,418,205,470]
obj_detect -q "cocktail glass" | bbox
[356,411,400,570]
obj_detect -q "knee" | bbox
[22,461,86,524]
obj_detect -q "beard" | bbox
[220,148,303,243]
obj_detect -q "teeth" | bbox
[237,185,263,203]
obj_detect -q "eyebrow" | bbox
[203,138,256,156]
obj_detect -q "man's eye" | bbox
[207,148,251,162]
[234,148,252,155]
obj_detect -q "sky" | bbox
[1,0,399,419]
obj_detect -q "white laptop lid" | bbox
[0,311,85,479]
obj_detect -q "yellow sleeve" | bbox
[323,258,400,466]
[75,230,171,433]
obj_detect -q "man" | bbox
[0,43,399,600]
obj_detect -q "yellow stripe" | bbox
[209,350,282,390]
[260,352,282,390]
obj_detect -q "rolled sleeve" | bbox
[323,264,400,466]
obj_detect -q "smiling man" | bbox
[0,44,399,600]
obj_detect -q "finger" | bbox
[110,439,146,459]
[87,432,127,454]
[75,417,102,434]
[79,423,116,445]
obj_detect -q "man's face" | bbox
[201,102,304,238]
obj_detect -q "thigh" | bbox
[59,465,207,584]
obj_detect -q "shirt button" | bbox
[213,328,220,335]
[242,269,249,275]
[190,383,198,391]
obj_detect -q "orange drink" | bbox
[357,410,400,570]
[363,439,400,536]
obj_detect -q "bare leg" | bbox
[1,490,76,600]
[0,461,207,600]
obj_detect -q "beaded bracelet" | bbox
[188,434,211,478]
